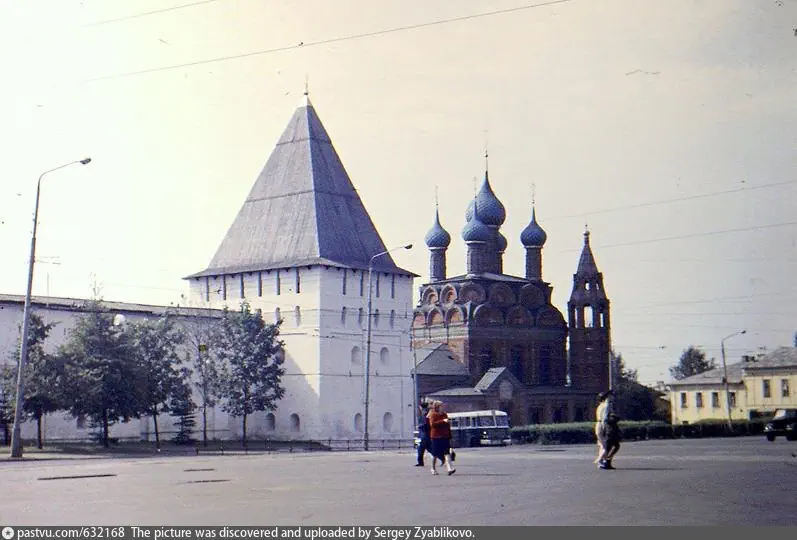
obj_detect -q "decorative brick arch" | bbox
[427,308,445,326]
[537,307,565,328]
[412,311,427,327]
[421,286,439,305]
[440,284,458,306]
[520,284,546,310]
[445,306,465,326]
[458,282,486,304]
[488,283,516,306]
[472,304,504,326]
[506,305,533,326]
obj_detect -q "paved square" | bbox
[2,438,796,525]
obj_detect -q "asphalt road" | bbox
[2,437,796,526]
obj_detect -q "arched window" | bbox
[294,306,301,326]
[382,412,394,433]
[380,347,390,365]
[266,413,276,431]
[374,309,380,327]
[351,346,362,365]
[290,414,300,432]
[389,310,396,328]
[358,308,364,327]
[354,413,363,433]
[341,307,347,326]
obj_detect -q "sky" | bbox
[1,0,795,386]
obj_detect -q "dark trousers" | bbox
[417,437,431,465]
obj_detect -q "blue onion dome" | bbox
[464,172,506,226]
[497,231,508,252]
[424,209,451,249]
[462,211,491,243]
[521,206,547,247]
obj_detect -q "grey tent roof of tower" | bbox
[575,230,600,277]
[186,96,417,279]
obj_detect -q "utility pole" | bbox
[721,330,746,431]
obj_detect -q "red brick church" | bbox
[412,167,611,425]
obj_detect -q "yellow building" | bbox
[668,347,797,425]
[743,347,797,415]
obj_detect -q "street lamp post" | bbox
[720,329,746,431]
[363,243,412,451]
[9,158,91,459]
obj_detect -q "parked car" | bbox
[764,408,797,441]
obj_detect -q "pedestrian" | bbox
[426,400,456,476]
[594,390,620,470]
[415,401,432,467]
[602,412,622,469]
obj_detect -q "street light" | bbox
[363,243,412,451]
[9,158,92,458]
[720,329,746,431]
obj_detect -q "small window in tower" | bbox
[294,306,301,327]
[295,268,301,294]
[240,274,245,298]
[360,273,364,296]
[341,307,347,326]
[342,269,347,295]
[205,277,210,302]
[391,275,396,299]
[276,271,281,295]
[376,274,381,298]
[275,307,281,323]
[257,272,263,297]
[222,276,227,300]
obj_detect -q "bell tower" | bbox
[567,228,611,393]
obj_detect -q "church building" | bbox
[412,169,612,425]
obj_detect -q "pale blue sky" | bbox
[1,0,795,385]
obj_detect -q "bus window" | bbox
[478,416,495,427]
[496,416,509,427]
[451,418,459,428]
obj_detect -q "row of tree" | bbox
[609,345,723,422]
[0,300,285,448]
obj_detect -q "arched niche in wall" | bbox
[427,308,444,327]
[440,284,458,306]
[445,306,465,326]
[488,283,516,307]
[520,284,546,310]
[421,286,439,306]
[506,305,533,327]
[472,304,504,326]
[537,307,566,328]
[458,282,486,304]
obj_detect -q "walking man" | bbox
[415,401,431,467]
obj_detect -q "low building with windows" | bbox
[668,347,797,424]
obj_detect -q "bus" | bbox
[448,410,511,448]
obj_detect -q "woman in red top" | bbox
[426,400,456,476]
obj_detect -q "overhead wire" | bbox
[82,0,576,83]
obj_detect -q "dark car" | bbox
[764,408,797,441]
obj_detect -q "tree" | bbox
[55,301,142,448]
[214,302,285,446]
[178,304,222,447]
[0,378,12,446]
[611,352,669,422]
[669,346,716,380]
[169,380,197,445]
[1,313,60,449]
[129,314,189,450]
